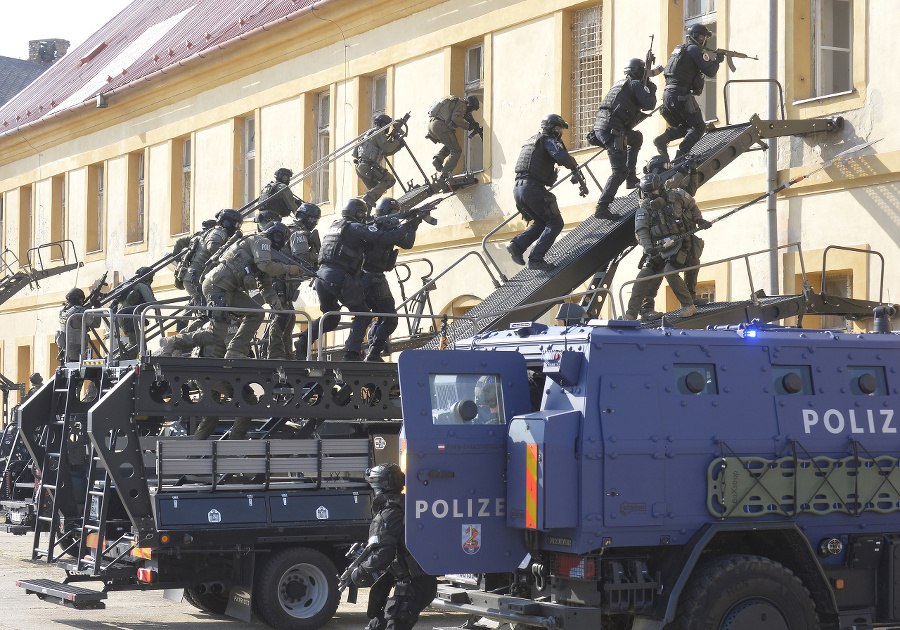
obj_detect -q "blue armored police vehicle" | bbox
[399,310,900,630]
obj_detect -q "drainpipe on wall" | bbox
[767,0,779,295]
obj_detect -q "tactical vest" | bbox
[222,235,262,277]
[595,79,640,132]
[319,220,366,274]
[428,96,462,123]
[55,304,81,350]
[258,182,292,217]
[191,225,229,271]
[664,44,704,93]
[363,243,399,274]
[515,133,557,186]
[354,128,381,162]
[646,190,693,241]
[121,283,150,308]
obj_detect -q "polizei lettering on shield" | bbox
[415,497,506,519]
[802,409,895,434]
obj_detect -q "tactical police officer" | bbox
[351,463,437,630]
[624,173,711,320]
[159,223,301,359]
[266,203,322,360]
[356,114,405,209]
[361,197,417,362]
[426,95,479,180]
[654,24,723,159]
[505,114,582,272]
[474,375,502,424]
[593,58,658,221]
[296,198,419,362]
[178,210,242,308]
[25,373,43,399]
[56,288,100,363]
[258,167,302,218]
[118,267,157,358]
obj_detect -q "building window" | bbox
[86,164,104,254]
[127,152,145,244]
[820,272,852,331]
[242,116,256,206]
[571,5,602,151]
[464,44,484,172]
[15,344,31,406]
[695,281,715,305]
[313,90,330,204]
[684,0,718,122]
[811,0,852,97]
[370,73,387,123]
[17,185,32,266]
[171,136,191,235]
[50,175,66,259]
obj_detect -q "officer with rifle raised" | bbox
[175,209,243,314]
[258,167,303,218]
[117,266,158,359]
[55,283,103,364]
[355,114,407,209]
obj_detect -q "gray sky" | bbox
[2,1,134,60]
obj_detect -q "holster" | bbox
[341,277,364,306]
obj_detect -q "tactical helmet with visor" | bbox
[341,198,370,223]
[365,463,405,495]
[374,197,400,218]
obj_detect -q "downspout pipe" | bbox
[767,0,779,295]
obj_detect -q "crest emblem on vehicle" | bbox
[316,506,329,520]
[208,509,222,523]
[462,524,481,555]
[374,437,387,450]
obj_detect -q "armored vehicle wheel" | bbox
[256,547,339,630]
[183,586,228,615]
[669,554,818,629]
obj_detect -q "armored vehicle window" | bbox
[673,363,717,395]
[429,374,505,425]
[848,366,887,396]
[772,365,813,396]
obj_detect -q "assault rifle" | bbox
[386,113,411,143]
[270,247,318,279]
[97,254,180,310]
[702,46,758,72]
[371,195,449,230]
[86,272,108,308]
[642,35,664,87]
[337,536,382,603]
[464,112,484,139]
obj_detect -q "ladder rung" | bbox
[37,515,53,522]
[88,490,104,497]
[42,484,57,490]
[83,524,100,531]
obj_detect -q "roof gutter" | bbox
[0,0,342,142]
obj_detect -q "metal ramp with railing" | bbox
[423,114,844,349]
[0,241,82,308]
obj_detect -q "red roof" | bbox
[0,0,332,135]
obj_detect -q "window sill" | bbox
[125,240,149,255]
[792,89,855,106]
[787,88,864,119]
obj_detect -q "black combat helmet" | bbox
[216,208,242,235]
[374,197,400,218]
[255,210,281,231]
[640,173,662,196]
[365,463,405,494]
[66,288,86,305]
[264,222,289,251]
[624,58,645,80]
[341,198,369,223]
[373,113,392,128]
[136,266,155,285]
[465,95,480,111]
[645,155,670,174]
[295,203,321,231]
[274,168,293,184]
[29,373,43,386]
[687,23,712,47]
[201,218,218,230]
[540,114,568,139]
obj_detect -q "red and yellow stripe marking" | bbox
[526,443,538,529]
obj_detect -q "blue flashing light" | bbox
[745,329,758,338]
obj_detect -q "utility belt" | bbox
[354,158,374,166]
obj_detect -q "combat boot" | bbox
[506,241,525,266]
[679,303,698,318]
[224,350,248,359]
[432,157,444,172]
[625,172,640,189]
[342,350,363,362]
[295,337,308,359]
[653,134,670,159]
[528,259,556,272]
[365,345,385,362]
[157,335,180,357]
[640,309,662,320]
[362,193,376,209]
[594,202,616,221]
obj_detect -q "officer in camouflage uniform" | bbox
[505,114,580,272]
[179,209,242,308]
[624,173,711,320]
[173,218,216,288]
[267,203,321,360]
[593,58,658,220]
[351,463,437,630]
[297,198,419,362]
[356,114,405,209]
[654,24,723,159]
[56,288,101,363]
[159,223,301,359]
[258,168,302,218]
[426,95,479,179]
[361,198,417,362]
[118,267,157,358]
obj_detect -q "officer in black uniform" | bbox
[351,463,437,630]
[505,114,582,272]
[258,168,302,218]
[593,58,658,221]
[653,24,723,160]
[297,199,419,362]
[361,197,417,362]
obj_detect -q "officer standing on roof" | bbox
[258,168,302,218]
[361,197,417,363]
[426,95,480,180]
[653,24,722,160]
[593,58,657,221]
[624,173,711,320]
[351,463,438,630]
[56,288,101,363]
[118,267,157,359]
[356,114,405,209]
[296,198,420,362]
[159,223,301,359]
[505,114,583,273]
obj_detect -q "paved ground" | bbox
[0,532,470,630]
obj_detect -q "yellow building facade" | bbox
[0,0,895,398]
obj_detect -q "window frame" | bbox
[570,4,603,151]
[463,43,485,173]
[313,89,331,205]
[242,115,257,207]
[811,0,853,98]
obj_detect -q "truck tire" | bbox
[669,554,818,629]
[256,547,339,630]
[183,586,228,615]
